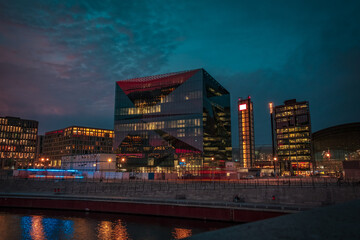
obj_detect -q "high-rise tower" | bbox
[274,99,312,176]
[238,97,255,168]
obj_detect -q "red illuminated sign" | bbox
[239,103,247,111]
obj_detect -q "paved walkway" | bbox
[0,192,310,212]
[187,199,360,240]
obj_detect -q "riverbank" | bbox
[1,177,360,207]
[0,193,301,223]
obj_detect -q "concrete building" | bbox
[114,69,232,171]
[274,99,312,176]
[0,116,38,169]
[61,154,117,171]
[43,126,114,168]
[238,97,255,168]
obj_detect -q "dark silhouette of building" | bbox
[0,116,38,169]
[274,99,312,175]
[238,97,255,168]
[114,69,232,171]
[312,122,360,161]
[312,122,360,175]
[35,135,44,159]
[43,126,114,168]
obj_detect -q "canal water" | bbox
[0,208,236,239]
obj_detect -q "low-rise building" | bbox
[43,126,114,167]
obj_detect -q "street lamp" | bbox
[108,158,112,171]
[269,102,277,176]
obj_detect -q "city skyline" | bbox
[1,0,360,146]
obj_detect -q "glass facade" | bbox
[114,69,231,170]
[0,116,38,169]
[238,97,255,168]
[274,99,312,175]
[43,126,114,167]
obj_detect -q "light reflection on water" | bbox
[0,208,235,240]
[172,228,192,240]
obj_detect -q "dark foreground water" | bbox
[0,208,235,240]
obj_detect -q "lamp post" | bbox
[120,157,126,168]
[269,102,276,176]
[107,158,112,171]
[181,158,186,176]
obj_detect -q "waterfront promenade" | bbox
[1,176,359,207]
[1,175,360,223]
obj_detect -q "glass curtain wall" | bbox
[114,69,232,171]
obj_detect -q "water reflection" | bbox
[97,220,131,240]
[114,220,130,240]
[21,215,75,240]
[172,228,192,239]
[30,216,45,240]
[0,208,235,240]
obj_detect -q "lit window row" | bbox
[276,104,308,112]
[0,138,36,144]
[70,127,112,134]
[289,138,310,143]
[117,105,161,116]
[0,152,35,159]
[276,126,309,134]
[0,125,37,133]
[278,144,310,150]
[115,119,201,131]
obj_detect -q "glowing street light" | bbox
[269,102,273,114]
[107,158,112,171]
[269,102,276,175]
[121,157,126,162]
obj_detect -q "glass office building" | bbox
[0,116,38,169]
[114,69,231,171]
[274,99,312,176]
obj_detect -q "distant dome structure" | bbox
[312,122,360,161]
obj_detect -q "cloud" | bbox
[0,0,183,133]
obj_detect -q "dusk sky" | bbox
[1,0,359,146]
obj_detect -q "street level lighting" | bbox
[269,102,276,175]
[108,158,112,171]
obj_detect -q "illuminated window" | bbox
[239,104,247,111]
